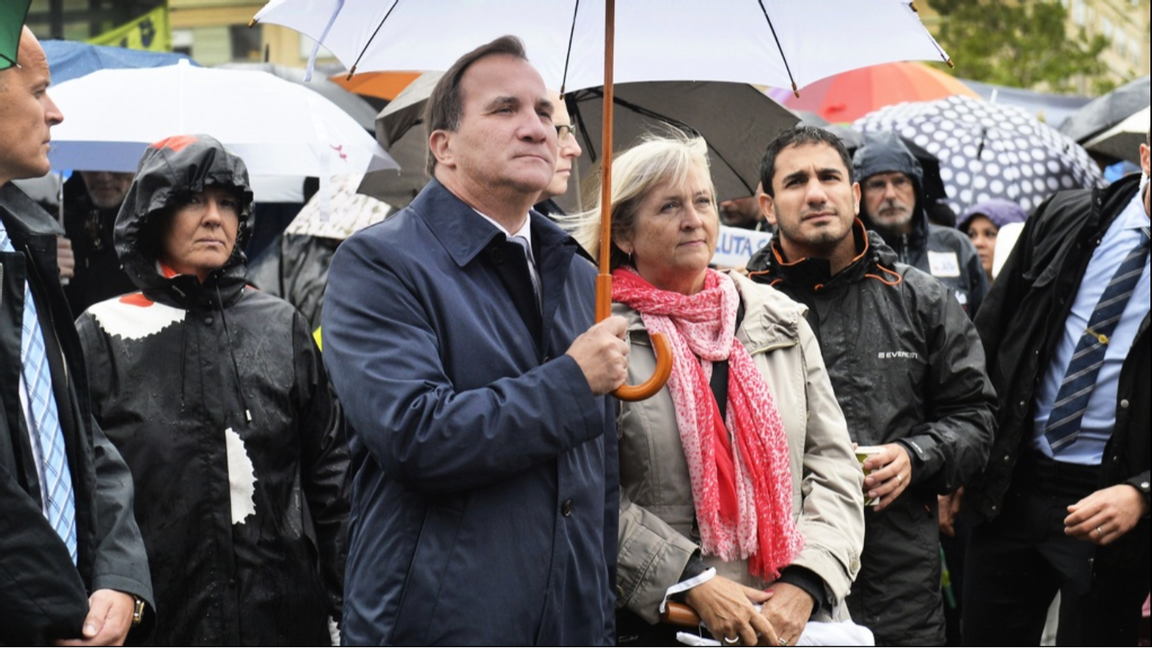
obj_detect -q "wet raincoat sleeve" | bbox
[293,311,349,623]
[616,473,701,624]
[322,230,606,495]
[789,316,864,606]
[87,417,154,606]
[894,275,997,493]
[0,457,90,644]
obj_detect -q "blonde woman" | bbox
[570,132,863,646]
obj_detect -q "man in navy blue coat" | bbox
[322,36,628,645]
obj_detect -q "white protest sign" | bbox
[711,225,774,269]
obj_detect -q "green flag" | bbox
[1,0,32,70]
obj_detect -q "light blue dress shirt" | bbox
[1032,190,1151,465]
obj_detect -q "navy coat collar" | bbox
[409,178,592,268]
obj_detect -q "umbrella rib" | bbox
[755,0,797,95]
[559,0,581,94]
[350,0,401,77]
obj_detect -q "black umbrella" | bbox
[365,72,800,210]
[1058,75,1150,144]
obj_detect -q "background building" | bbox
[27,1,331,68]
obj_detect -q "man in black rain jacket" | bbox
[963,128,1150,646]
[747,126,996,646]
[1,26,152,646]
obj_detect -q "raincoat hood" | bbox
[851,130,932,242]
[115,134,254,298]
[957,198,1028,232]
[852,130,924,188]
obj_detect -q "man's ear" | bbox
[852,182,861,216]
[429,130,454,169]
[759,192,778,226]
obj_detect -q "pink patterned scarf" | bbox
[613,267,801,579]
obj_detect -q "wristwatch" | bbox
[131,596,146,627]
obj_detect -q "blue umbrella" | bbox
[42,39,197,85]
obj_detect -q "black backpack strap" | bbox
[707,301,745,421]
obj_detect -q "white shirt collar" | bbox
[1119,186,1150,231]
[473,209,533,247]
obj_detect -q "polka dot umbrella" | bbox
[854,94,1103,214]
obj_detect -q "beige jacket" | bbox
[615,271,864,624]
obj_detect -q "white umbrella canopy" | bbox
[47,60,398,177]
[252,0,949,93]
[1083,106,1151,165]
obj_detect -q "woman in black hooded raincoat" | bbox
[74,135,348,646]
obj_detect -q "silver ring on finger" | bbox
[896,473,903,485]
[723,636,740,645]
[778,637,790,646]
[1096,526,1104,538]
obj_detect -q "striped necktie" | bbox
[0,224,78,563]
[1045,226,1150,453]
[510,234,542,308]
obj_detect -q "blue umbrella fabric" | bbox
[41,39,197,85]
[855,95,1104,214]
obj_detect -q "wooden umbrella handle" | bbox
[660,601,703,628]
[595,0,672,403]
[597,276,674,403]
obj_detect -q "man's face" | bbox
[437,54,557,199]
[861,171,916,232]
[719,195,763,228]
[159,186,241,281]
[0,28,64,185]
[761,142,859,258]
[80,171,134,210]
[542,91,582,200]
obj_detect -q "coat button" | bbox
[561,499,574,517]
[1119,399,1129,408]
[1141,482,1149,491]
[204,316,214,325]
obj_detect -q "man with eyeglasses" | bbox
[852,131,988,317]
[322,35,627,645]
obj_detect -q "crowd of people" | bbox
[2,26,1148,648]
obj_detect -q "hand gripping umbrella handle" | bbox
[597,274,673,402]
[593,0,669,403]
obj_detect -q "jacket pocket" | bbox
[391,500,465,645]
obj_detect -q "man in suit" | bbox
[964,125,1150,646]
[1,26,152,646]
[322,36,627,645]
